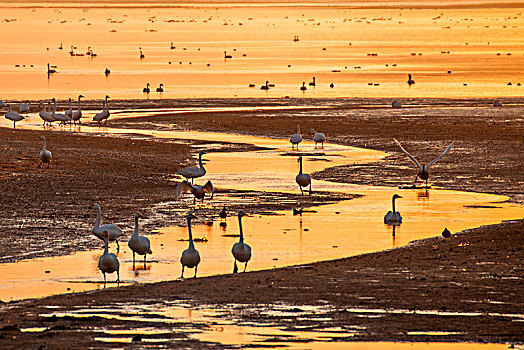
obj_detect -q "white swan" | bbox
[92,203,123,251]
[38,102,55,126]
[295,156,312,195]
[65,98,73,118]
[20,102,30,114]
[51,98,72,124]
[232,211,251,273]
[4,104,25,128]
[143,83,150,93]
[98,230,120,283]
[311,129,326,149]
[180,212,201,278]
[290,125,302,150]
[128,212,152,266]
[260,81,269,90]
[72,95,84,124]
[384,194,402,224]
[174,180,214,203]
[93,95,110,124]
[176,150,207,183]
[39,135,52,168]
[394,138,454,187]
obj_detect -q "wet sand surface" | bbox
[0,97,523,347]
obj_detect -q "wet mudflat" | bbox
[0,97,522,348]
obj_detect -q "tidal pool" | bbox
[0,116,522,301]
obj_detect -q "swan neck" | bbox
[187,217,195,248]
[42,137,47,151]
[297,125,300,134]
[77,97,82,111]
[68,99,72,111]
[103,235,109,254]
[52,100,56,114]
[238,215,244,243]
[392,197,397,213]
[198,153,204,169]
[299,158,303,174]
[133,215,139,237]
[94,206,101,229]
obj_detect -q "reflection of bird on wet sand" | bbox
[394,138,454,188]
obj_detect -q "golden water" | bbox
[1,2,524,99]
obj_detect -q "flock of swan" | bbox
[29,117,454,283]
[1,95,112,128]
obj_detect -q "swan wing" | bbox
[174,180,192,200]
[202,180,214,200]
[427,142,454,168]
[394,138,421,169]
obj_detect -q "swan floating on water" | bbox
[174,180,214,203]
[394,138,454,187]
[180,212,201,278]
[128,212,152,267]
[311,129,326,149]
[309,77,316,86]
[290,125,302,150]
[296,156,312,195]
[156,83,164,92]
[232,211,251,273]
[176,150,207,183]
[92,203,123,251]
[407,74,415,85]
[300,82,307,91]
[143,83,150,93]
[384,194,402,225]
[39,135,52,168]
[98,230,120,284]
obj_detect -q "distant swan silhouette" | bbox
[92,203,123,251]
[407,74,415,85]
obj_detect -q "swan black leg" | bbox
[233,260,238,274]
[181,265,185,279]
[194,266,198,278]
[309,183,312,195]
[244,261,248,272]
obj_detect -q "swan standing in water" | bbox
[180,213,201,278]
[92,203,123,251]
[65,98,73,118]
[143,83,150,93]
[93,95,110,124]
[4,104,24,128]
[300,82,307,91]
[290,125,302,150]
[98,231,120,284]
[175,180,214,204]
[311,129,326,149]
[260,81,269,90]
[72,95,84,124]
[128,212,152,268]
[38,102,55,126]
[39,135,52,168]
[384,194,402,225]
[394,138,454,187]
[156,84,164,92]
[296,156,312,195]
[176,150,207,183]
[51,98,72,124]
[232,211,251,273]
